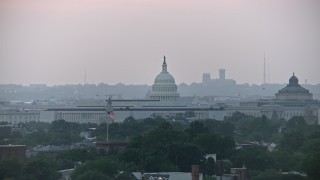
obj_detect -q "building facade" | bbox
[0,109,40,124]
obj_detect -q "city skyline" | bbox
[1,0,320,86]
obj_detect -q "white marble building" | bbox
[148,56,180,102]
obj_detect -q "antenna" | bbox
[268,63,270,83]
[263,53,266,84]
[84,70,87,85]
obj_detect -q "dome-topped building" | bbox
[275,73,313,101]
[149,56,180,102]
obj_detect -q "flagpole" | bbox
[105,96,115,142]
[105,105,109,141]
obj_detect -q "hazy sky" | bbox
[0,0,319,86]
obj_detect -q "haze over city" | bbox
[1,0,320,86]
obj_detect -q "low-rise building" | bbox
[0,145,27,162]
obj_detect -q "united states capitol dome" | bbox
[148,56,180,102]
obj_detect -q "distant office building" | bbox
[148,57,180,102]
[219,69,226,80]
[0,109,40,123]
[202,73,211,84]
[202,69,236,86]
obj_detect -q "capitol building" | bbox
[1,57,319,125]
[148,57,180,102]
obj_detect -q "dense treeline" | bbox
[0,113,319,180]
[1,120,98,146]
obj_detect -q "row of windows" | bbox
[152,87,177,92]
[0,115,39,120]
[150,96,178,101]
[226,112,307,118]
[58,112,105,121]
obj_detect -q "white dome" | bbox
[148,57,180,102]
[154,72,175,84]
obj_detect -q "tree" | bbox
[280,129,305,151]
[74,170,112,180]
[251,169,281,180]
[0,159,23,179]
[231,146,275,171]
[186,121,208,139]
[23,157,61,180]
[48,119,82,145]
[302,152,320,180]
[300,139,320,154]
[0,126,11,139]
[287,116,307,130]
[202,157,216,176]
[72,158,126,180]
[168,143,204,172]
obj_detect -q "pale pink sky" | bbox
[0,0,320,85]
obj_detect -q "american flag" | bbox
[107,111,116,121]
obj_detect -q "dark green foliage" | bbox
[186,121,209,138]
[0,126,11,139]
[281,174,307,180]
[24,121,50,132]
[226,112,285,142]
[250,169,282,180]
[0,159,23,179]
[120,122,185,172]
[120,120,235,172]
[280,129,305,151]
[302,152,320,180]
[6,120,99,145]
[94,116,167,140]
[48,119,83,145]
[23,156,61,180]
[231,146,275,171]
[56,148,101,169]
[202,157,216,176]
[193,133,235,159]
[271,150,302,171]
[203,120,235,137]
[57,148,99,162]
[115,172,136,180]
[300,139,320,154]
[167,143,204,172]
[71,157,130,180]
[75,170,112,180]
[2,113,320,179]
[286,116,307,130]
